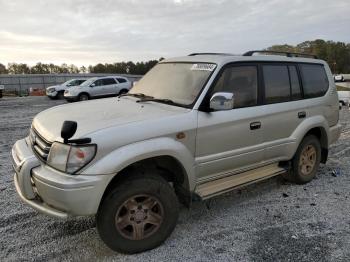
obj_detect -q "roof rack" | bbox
[188,53,235,56]
[243,50,318,59]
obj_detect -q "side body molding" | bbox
[82,137,196,191]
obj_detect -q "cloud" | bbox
[0,0,349,65]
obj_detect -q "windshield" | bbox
[62,79,77,86]
[129,62,216,106]
[80,77,98,87]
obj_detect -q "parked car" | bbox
[338,90,350,107]
[334,74,345,82]
[12,51,341,254]
[46,79,87,99]
[64,76,131,102]
[0,84,4,98]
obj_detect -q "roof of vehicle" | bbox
[162,53,326,67]
[94,76,128,79]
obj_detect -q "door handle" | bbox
[298,111,306,118]
[250,121,261,130]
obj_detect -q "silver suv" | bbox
[64,76,131,102]
[12,51,341,253]
[46,78,87,99]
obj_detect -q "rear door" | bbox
[101,78,118,95]
[259,63,305,162]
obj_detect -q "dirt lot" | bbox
[1,97,350,261]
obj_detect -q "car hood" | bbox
[32,97,190,142]
[46,85,61,90]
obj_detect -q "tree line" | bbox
[266,39,350,73]
[0,59,163,75]
[0,39,349,75]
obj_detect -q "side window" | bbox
[78,80,85,85]
[263,65,290,104]
[117,78,127,83]
[289,66,302,100]
[102,78,117,85]
[94,79,104,86]
[299,64,329,98]
[211,66,258,108]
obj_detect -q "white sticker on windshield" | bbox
[191,63,216,71]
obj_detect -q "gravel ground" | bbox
[1,96,350,262]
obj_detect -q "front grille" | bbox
[30,128,52,162]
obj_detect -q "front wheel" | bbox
[283,135,321,184]
[96,175,179,253]
[78,93,89,101]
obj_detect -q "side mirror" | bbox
[90,83,96,87]
[61,121,77,143]
[210,92,234,111]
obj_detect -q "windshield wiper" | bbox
[118,93,153,99]
[136,97,178,106]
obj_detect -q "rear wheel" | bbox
[118,89,128,95]
[96,174,179,253]
[283,135,321,184]
[78,93,89,101]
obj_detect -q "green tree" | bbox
[0,63,7,74]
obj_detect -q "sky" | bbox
[0,0,349,66]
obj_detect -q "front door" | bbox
[195,64,265,181]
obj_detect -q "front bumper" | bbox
[64,94,78,102]
[46,90,57,97]
[12,138,111,218]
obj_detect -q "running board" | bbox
[195,164,287,200]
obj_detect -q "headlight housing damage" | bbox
[47,142,96,173]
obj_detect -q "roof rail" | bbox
[243,50,318,59]
[188,53,234,56]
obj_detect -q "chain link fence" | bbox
[0,73,142,96]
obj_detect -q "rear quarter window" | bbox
[117,78,127,83]
[299,64,329,98]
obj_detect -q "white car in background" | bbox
[46,79,87,99]
[64,76,132,102]
[334,74,345,82]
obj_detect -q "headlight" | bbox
[48,88,56,93]
[47,142,97,173]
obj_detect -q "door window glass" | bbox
[211,66,258,108]
[263,65,290,104]
[289,66,302,100]
[102,78,117,85]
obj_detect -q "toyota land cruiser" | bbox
[11,51,341,253]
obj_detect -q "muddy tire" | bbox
[96,175,179,254]
[283,135,321,184]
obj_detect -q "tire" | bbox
[119,89,128,95]
[78,93,89,101]
[283,135,321,184]
[57,91,64,99]
[96,174,179,254]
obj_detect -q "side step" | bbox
[195,164,287,200]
